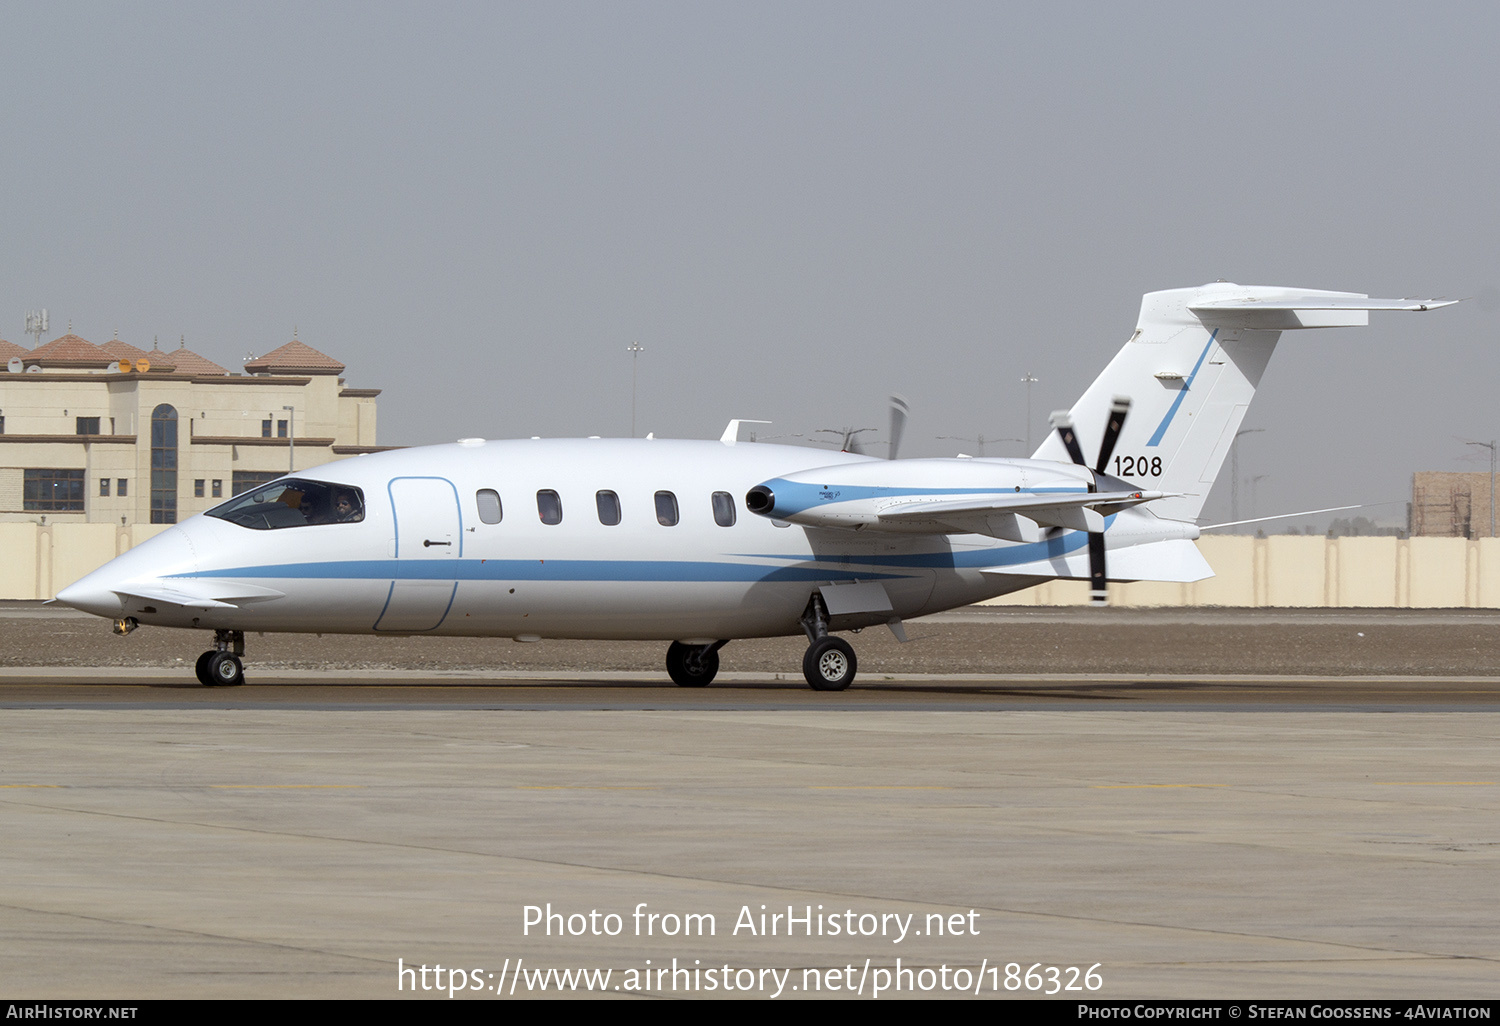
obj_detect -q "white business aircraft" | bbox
[57,282,1451,690]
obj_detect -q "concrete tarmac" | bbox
[1,606,1498,1000]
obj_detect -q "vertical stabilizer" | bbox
[1032,283,1451,522]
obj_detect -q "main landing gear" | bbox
[666,640,728,687]
[195,629,246,687]
[663,596,863,691]
[799,593,857,691]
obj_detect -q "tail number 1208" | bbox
[1113,456,1162,478]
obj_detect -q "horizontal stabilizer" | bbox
[981,538,1213,584]
[1187,292,1456,330]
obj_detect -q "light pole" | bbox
[1465,439,1497,537]
[283,405,295,473]
[1021,373,1039,453]
[1231,428,1264,528]
[626,341,645,437]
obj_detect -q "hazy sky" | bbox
[3,1,1497,527]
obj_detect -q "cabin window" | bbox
[596,490,621,526]
[654,490,679,526]
[207,479,365,530]
[537,489,563,525]
[476,489,503,524]
[712,491,736,527]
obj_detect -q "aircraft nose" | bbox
[53,525,199,618]
[54,576,126,618]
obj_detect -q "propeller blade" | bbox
[887,394,909,460]
[1094,396,1131,473]
[1088,531,1108,605]
[1050,411,1087,466]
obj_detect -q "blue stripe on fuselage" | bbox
[168,527,1102,585]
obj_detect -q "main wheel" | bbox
[205,652,245,687]
[803,637,857,691]
[666,641,720,687]
[194,651,216,686]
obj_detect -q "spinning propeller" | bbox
[838,394,911,460]
[1049,396,1132,605]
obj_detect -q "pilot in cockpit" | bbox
[333,491,363,523]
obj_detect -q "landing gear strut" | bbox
[195,630,245,687]
[666,640,728,687]
[799,593,857,691]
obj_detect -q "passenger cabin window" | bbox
[596,490,621,526]
[712,491,736,527]
[206,479,366,530]
[476,489,503,524]
[655,490,679,526]
[537,489,563,525]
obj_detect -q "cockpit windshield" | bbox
[206,479,366,530]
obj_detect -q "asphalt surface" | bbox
[4,604,1498,1000]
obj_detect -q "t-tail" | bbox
[1031,282,1455,522]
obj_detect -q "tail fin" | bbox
[1031,282,1452,522]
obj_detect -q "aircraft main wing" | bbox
[876,489,1165,536]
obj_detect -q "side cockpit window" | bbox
[207,479,365,530]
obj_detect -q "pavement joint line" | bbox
[8,667,1500,684]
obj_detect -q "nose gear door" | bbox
[374,477,462,632]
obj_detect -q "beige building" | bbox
[0,331,384,525]
[1410,471,1498,539]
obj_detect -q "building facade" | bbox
[1410,471,1498,539]
[0,332,383,525]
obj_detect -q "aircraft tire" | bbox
[205,652,245,687]
[194,651,216,686]
[666,641,719,687]
[803,637,856,691]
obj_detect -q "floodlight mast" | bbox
[1465,439,1497,537]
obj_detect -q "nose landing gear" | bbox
[195,630,246,687]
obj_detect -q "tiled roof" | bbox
[27,333,115,367]
[144,346,180,373]
[244,338,345,375]
[0,339,27,362]
[100,339,152,363]
[167,346,229,376]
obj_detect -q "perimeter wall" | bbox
[4,527,1498,608]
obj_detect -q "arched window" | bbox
[150,405,178,524]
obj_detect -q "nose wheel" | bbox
[195,630,246,687]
